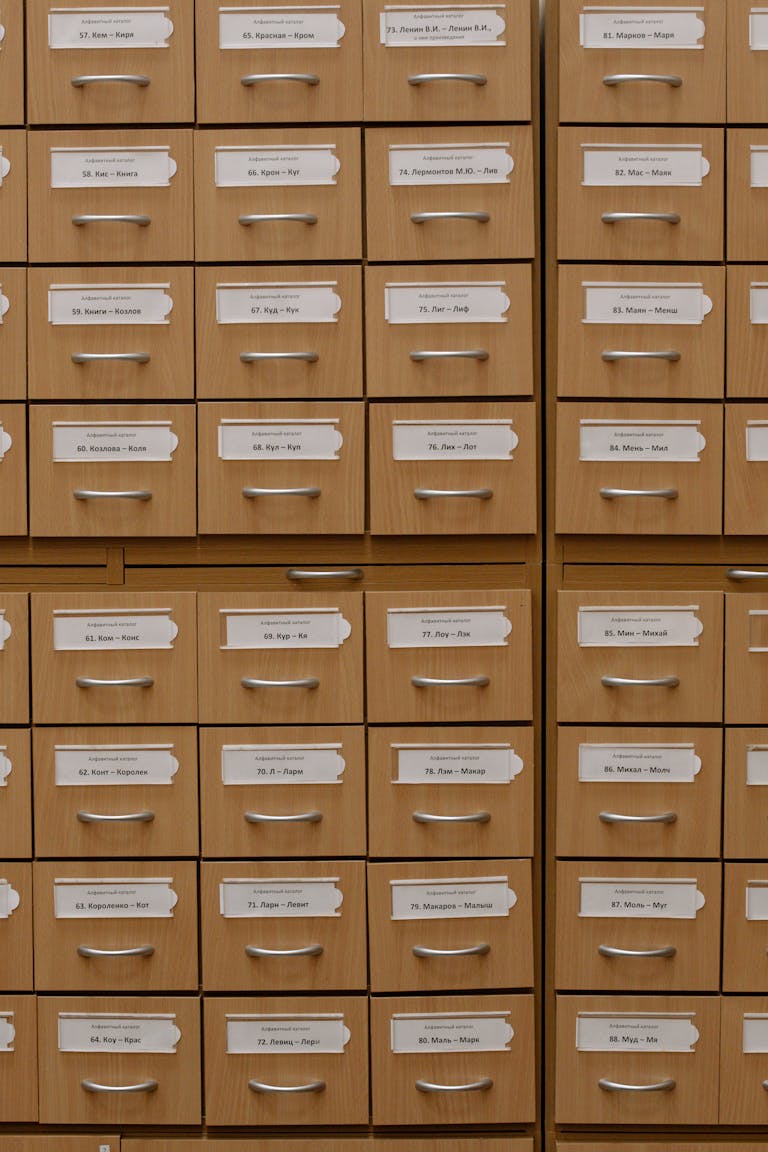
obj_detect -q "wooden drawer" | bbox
[31,591,198,725]
[0,863,32,991]
[195,264,363,400]
[728,129,768,261]
[38,995,201,1124]
[727,264,768,398]
[195,0,363,124]
[201,860,367,992]
[555,860,720,992]
[728,0,768,121]
[198,591,363,724]
[0,594,28,724]
[367,724,534,859]
[555,401,723,535]
[365,589,533,724]
[367,858,533,993]
[199,725,366,858]
[557,264,725,400]
[0,132,26,262]
[555,994,720,1124]
[0,404,27,536]
[0,0,24,124]
[197,401,364,536]
[723,864,768,992]
[724,727,768,859]
[0,267,27,399]
[725,594,768,724]
[363,0,531,121]
[29,403,196,538]
[369,401,536,535]
[26,0,194,123]
[0,1139,119,1152]
[33,860,198,991]
[558,127,724,262]
[371,993,536,1125]
[720,997,768,1123]
[27,266,194,401]
[557,590,724,724]
[559,0,725,123]
[365,126,534,261]
[32,726,198,858]
[0,996,38,1120]
[725,403,768,533]
[203,995,369,1125]
[0,729,31,859]
[28,129,194,263]
[556,726,722,859]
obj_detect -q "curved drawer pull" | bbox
[72,73,150,86]
[245,810,322,823]
[416,1078,493,1094]
[410,349,489,362]
[603,72,682,87]
[727,569,768,581]
[408,72,487,85]
[598,944,677,958]
[76,676,154,688]
[243,487,321,499]
[246,944,323,957]
[412,810,490,824]
[602,675,679,688]
[599,1078,675,1094]
[600,488,678,500]
[78,944,155,957]
[287,568,363,581]
[239,213,317,225]
[241,72,320,85]
[72,352,150,364]
[249,1079,326,1094]
[74,490,152,501]
[240,351,318,363]
[82,1079,158,1094]
[602,350,680,362]
[242,677,320,689]
[77,810,155,823]
[412,210,490,223]
[599,810,677,825]
[73,214,151,226]
[413,944,490,957]
[602,211,680,224]
[412,675,490,687]
[414,488,493,500]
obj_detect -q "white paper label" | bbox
[219,6,345,48]
[54,877,177,918]
[578,743,700,783]
[217,418,342,460]
[0,292,9,324]
[0,882,20,919]
[746,882,768,920]
[392,420,517,461]
[583,282,711,325]
[380,5,505,46]
[0,426,12,462]
[219,878,342,917]
[48,7,174,48]
[579,420,705,462]
[0,750,11,788]
[0,1015,14,1052]
[0,613,11,651]
[582,144,709,186]
[221,608,351,649]
[52,609,177,651]
[391,876,516,919]
[0,149,10,187]
[384,281,509,324]
[54,744,178,786]
[222,744,345,784]
[50,146,176,188]
[747,746,768,785]
[52,421,178,462]
[48,284,173,326]
[579,877,704,918]
[216,282,340,324]
[226,1014,349,1053]
[394,743,522,784]
[389,143,513,185]
[214,145,339,187]
[391,1012,513,1053]
[580,7,705,48]
[387,606,511,648]
[743,1015,768,1051]
[751,10,768,49]
[746,422,768,461]
[577,606,703,647]
[750,283,768,325]
[750,146,768,187]
[58,1013,180,1053]
[576,1013,698,1052]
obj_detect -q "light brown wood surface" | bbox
[728,128,768,260]
[0,996,38,1121]
[724,726,768,859]
[722,864,768,992]
[727,264,768,398]
[0,131,26,262]
[725,403,768,534]
[728,0,768,120]
[0,404,27,536]
[719,996,768,1123]
[725,593,768,723]
[0,729,31,859]
[0,0,25,125]
[0,268,27,400]
[0,593,29,724]
[0,862,32,990]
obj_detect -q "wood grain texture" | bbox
[0,268,27,400]
[0,0,24,125]
[0,131,26,262]
[0,863,32,990]
[728,0,768,121]
[0,404,27,536]
[725,593,768,724]
[726,402,768,533]
[727,264,768,398]
[0,593,29,724]
[724,726,768,859]
[719,996,768,1123]
[0,997,38,1121]
[728,128,768,260]
[0,729,31,859]
[722,864,768,992]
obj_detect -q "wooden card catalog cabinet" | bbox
[725,594,768,723]
[0,864,32,990]
[727,266,768,398]
[724,727,768,858]
[0,132,26,262]
[727,129,768,260]
[727,0,768,121]
[720,997,768,1123]
[0,730,32,859]
[0,0,24,124]
[0,594,29,724]
[0,404,27,536]
[0,996,38,1121]
[722,864,768,992]
[725,403,768,533]
[0,268,27,400]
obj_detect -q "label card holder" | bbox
[582,143,709,187]
[389,142,513,186]
[579,876,704,918]
[226,1013,349,1053]
[576,1011,699,1052]
[380,5,506,47]
[48,7,174,49]
[390,875,516,919]
[220,607,351,650]
[579,6,705,50]
[582,281,712,325]
[53,876,177,918]
[219,877,342,917]
[216,282,340,325]
[577,604,703,647]
[221,743,345,785]
[578,742,701,783]
[387,605,511,648]
[54,744,178,786]
[48,284,173,326]
[393,742,523,784]
[218,6,346,50]
[217,418,342,460]
[391,1010,513,1053]
[58,1012,180,1053]
[52,608,177,651]
[392,419,517,461]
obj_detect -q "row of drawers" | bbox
[0,589,535,724]
[0,0,534,126]
[0,263,536,402]
[0,401,537,538]
[0,127,535,263]
[0,858,535,992]
[0,992,537,1125]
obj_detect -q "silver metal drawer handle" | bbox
[602,211,680,224]
[416,1078,493,1094]
[249,1080,325,1094]
[599,811,677,825]
[72,352,150,364]
[602,675,679,688]
[241,72,320,86]
[603,73,683,87]
[77,810,155,823]
[78,944,155,957]
[246,944,323,957]
[287,568,363,580]
[74,490,152,501]
[412,211,490,223]
[243,487,321,499]
[415,488,493,500]
[240,351,318,363]
[412,675,490,687]
[599,1078,676,1094]
[413,944,490,957]
[600,488,678,500]
[727,569,768,580]
[598,944,677,958]
[242,677,320,689]
[413,810,490,824]
[408,72,487,85]
[73,214,151,226]
[239,213,317,225]
[82,1079,158,1094]
[410,349,489,362]
[72,74,150,87]
[244,810,322,823]
[76,676,154,688]
[602,350,681,363]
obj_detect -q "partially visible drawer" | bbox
[724,727,768,858]
[723,864,768,992]
[32,726,198,858]
[720,996,768,1123]
[725,403,768,534]
[728,129,768,261]
[728,0,768,121]
[0,404,27,536]
[0,132,26,261]
[0,267,27,399]
[0,593,29,723]
[0,996,38,1120]
[725,594,768,724]
[0,863,32,991]
[0,0,24,124]
[727,265,768,399]
[0,729,31,859]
